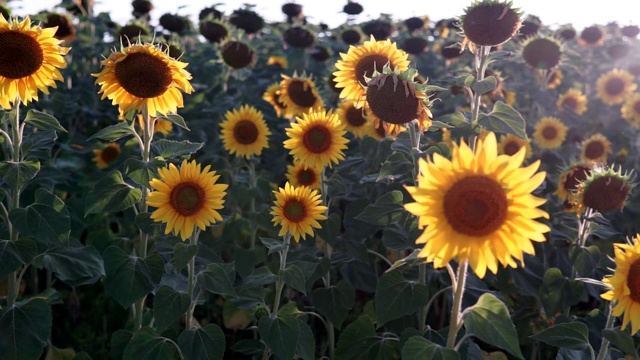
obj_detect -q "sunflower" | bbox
[533,117,568,150]
[220,105,271,159]
[621,93,640,127]
[336,100,370,138]
[578,25,605,48]
[283,108,349,169]
[267,56,288,69]
[278,74,324,116]
[93,43,194,117]
[498,134,532,158]
[286,161,322,189]
[596,69,637,106]
[520,35,563,71]
[366,117,389,140]
[262,83,290,118]
[404,132,550,278]
[147,159,228,241]
[580,133,612,163]
[555,163,592,202]
[601,235,640,335]
[578,166,633,213]
[539,68,562,89]
[556,89,588,115]
[92,143,121,169]
[333,35,410,105]
[0,15,70,108]
[270,182,327,242]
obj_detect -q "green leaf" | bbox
[375,269,429,326]
[43,246,105,286]
[316,213,341,246]
[88,121,137,142]
[110,330,133,360]
[539,268,584,316]
[156,113,189,131]
[152,285,191,332]
[23,109,66,132]
[0,238,37,279]
[377,152,413,182]
[197,263,238,297]
[178,324,226,360]
[85,170,142,215]
[135,212,157,234]
[354,190,405,226]
[569,245,600,277]
[438,112,469,128]
[258,315,299,360]
[103,247,164,308]
[530,322,590,351]
[21,131,57,158]
[124,158,165,189]
[259,237,285,255]
[242,266,277,288]
[477,101,527,138]
[174,242,198,272]
[34,188,66,211]
[0,298,52,360]
[401,337,460,360]
[0,159,40,192]
[462,293,524,359]
[10,203,70,247]
[470,76,497,95]
[152,140,203,159]
[312,280,355,329]
[281,265,307,295]
[603,326,638,358]
[335,315,399,360]
[296,318,315,360]
[123,327,180,360]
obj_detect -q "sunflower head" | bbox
[555,162,592,202]
[440,41,464,61]
[270,182,328,242]
[343,1,364,15]
[621,25,640,38]
[220,104,271,159]
[220,40,257,70]
[405,16,427,33]
[199,19,230,44]
[228,8,264,35]
[267,56,288,69]
[621,93,640,127]
[92,143,121,169]
[557,25,576,41]
[132,0,154,16]
[118,22,150,44]
[533,116,568,150]
[460,0,522,47]
[516,15,541,40]
[579,25,605,47]
[283,108,349,169]
[556,88,588,115]
[286,162,322,189]
[578,165,634,213]
[44,13,76,43]
[580,133,612,164]
[199,5,223,21]
[596,69,637,106]
[159,13,189,34]
[262,83,290,118]
[278,73,324,116]
[93,42,194,117]
[147,159,228,241]
[310,45,332,62]
[404,131,550,278]
[0,15,70,108]
[520,35,563,70]
[340,27,363,45]
[361,19,394,40]
[498,133,531,158]
[336,100,370,138]
[283,26,315,49]
[401,36,430,55]
[607,42,630,60]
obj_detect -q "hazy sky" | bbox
[10,0,640,30]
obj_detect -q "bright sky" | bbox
[9,0,640,31]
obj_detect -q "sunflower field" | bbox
[1,0,640,359]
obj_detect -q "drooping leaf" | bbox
[335,315,399,360]
[85,170,142,215]
[539,268,584,316]
[124,158,165,189]
[153,285,191,333]
[316,213,341,246]
[109,330,133,360]
[178,324,226,360]
[401,336,460,360]
[21,130,57,158]
[354,190,405,226]
[0,298,52,360]
[281,264,307,295]
[152,139,203,159]
[530,322,590,351]
[295,317,315,360]
[174,242,198,273]
[123,327,180,360]
[470,76,497,95]
[10,203,70,247]
[23,109,67,132]
[88,121,137,142]
[197,263,238,298]
[156,113,189,130]
[241,266,278,288]
[43,246,105,286]
[375,269,429,326]
[258,315,299,360]
[0,238,37,279]
[0,159,40,192]
[377,152,413,182]
[259,237,285,255]
[312,280,355,329]
[477,101,527,138]
[603,326,638,358]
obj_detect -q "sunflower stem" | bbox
[319,168,335,360]
[6,100,23,308]
[470,45,491,127]
[565,207,593,317]
[185,229,201,330]
[248,158,258,249]
[595,301,615,360]
[446,260,469,349]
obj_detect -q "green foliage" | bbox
[84,170,142,215]
[0,299,52,360]
[153,286,191,333]
[374,269,429,326]
[312,280,356,329]
[401,337,460,360]
[477,101,527,138]
[530,322,591,351]
[178,324,226,360]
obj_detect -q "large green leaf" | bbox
[462,293,524,359]
[281,264,306,295]
[85,170,142,215]
[316,213,341,246]
[123,327,180,360]
[23,109,66,132]
[10,203,70,247]
[0,238,37,279]
[0,159,40,192]
[377,152,413,182]
[152,285,191,332]
[335,315,399,360]
[156,113,189,130]
[241,266,277,288]
[152,139,203,159]
[103,246,164,309]
[178,324,226,360]
[354,190,405,226]
[530,322,590,351]
[174,242,198,272]
[469,76,497,95]
[43,246,105,286]
[295,317,315,360]
[569,244,600,277]
[258,315,299,360]
[375,269,429,326]
[477,101,527,138]
[88,121,137,142]
[124,158,165,189]
[21,130,57,158]
[197,263,238,297]
[259,237,286,255]
[539,268,584,316]
[603,326,638,358]
[401,337,459,360]
[110,330,133,360]
[312,280,355,329]
[0,298,52,360]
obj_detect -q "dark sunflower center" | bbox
[561,97,578,111]
[170,182,205,216]
[582,176,630,212]
[296,168,316,186]
[605,77,625,96]
[345,106,367,127]
[355,54,390,85]
[634,100,640,114]
[221,41,255,69]
[462,3,521,46]
[563,166,590,192]
[627,259,640,303]
[542,125,558,140]
[233,120,259,145]
[503,141,521,156]
[584,141,605,160]
[303,125,332,153]
[114,52,172,98]
[283,199,306,222]
[101,146,120,164]
[581,27,603,44]
[522,38,561,70]
[287,79,317,107]
[366,74,420,125]
[443,175,508,237]
[0,31,44,79]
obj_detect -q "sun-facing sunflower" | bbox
[220,105,271,159]
[336,100,370,138]
[621,93,640,128]
[498,133,532,158]
[147,159,228,241]
[93,42,194,117]
[333,35,410,105]
[404,132,550,278]
[601,234,640,335]
[580,133,612,163]
[0,15,70,108]
[286,161,322,189]
[262,83,290,118]
[555,163,592,202]
[92,143,121,169]
[270,182,327,242]
[556,88,588,115]
[283,108,349,169]
[596,69,637,106]
[278,73,324,116]
[533,116,568,150]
